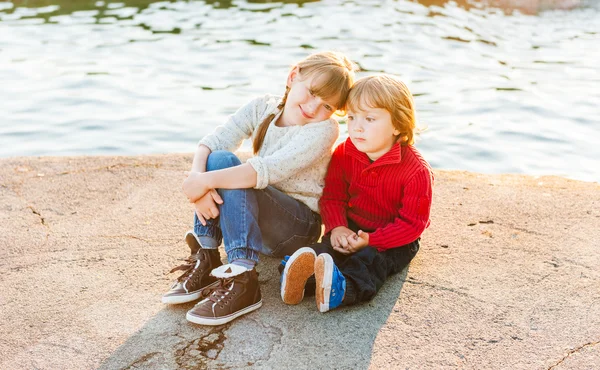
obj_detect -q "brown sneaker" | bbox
[280,247,316,305]
[162,231,222,304]
[186,264,262,326]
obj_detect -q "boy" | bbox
[280,74,434,312]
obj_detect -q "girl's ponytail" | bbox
[252,87,290,155]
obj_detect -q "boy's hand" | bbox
[193,190,223,226]
[336,230,369,255]
[182,171,210,203]
[330,226,354,250]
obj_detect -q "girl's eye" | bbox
[366,117,375,122]
[324,104,333,111]
[347,115,354,120]
[308,89,315,96]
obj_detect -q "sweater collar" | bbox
[344,138,402,167]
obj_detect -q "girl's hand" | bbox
[193,190,223,226]
[330,226,354,251]
[182,171,210,203]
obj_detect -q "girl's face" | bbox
[279,68,340,126]
[347,106,400,161]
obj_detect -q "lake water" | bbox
[1,0,599,182]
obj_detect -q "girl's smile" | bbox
[299,105,315,119]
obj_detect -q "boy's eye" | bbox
[366,117,375,122]
[308,88,315,96]
[347,115,354,120]
[324,104,333,111]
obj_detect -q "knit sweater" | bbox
[319,138,434,250]
[199,94,339,213]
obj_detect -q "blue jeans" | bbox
[193,151,322,264]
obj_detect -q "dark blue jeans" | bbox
[194,151,322,264]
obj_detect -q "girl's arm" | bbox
[183,163,258,203]
[200,163,258,189]
[183,121,337,202]
[199,96,272,155]
[191,144,211,172]
[186,95,273,220]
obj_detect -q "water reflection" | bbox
[1,0,598,181]
[4,0,322,22]
[417,0,583,15]
[1,0,587,22]
[0,0,309,32]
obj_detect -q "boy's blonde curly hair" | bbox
[347,74,417,146]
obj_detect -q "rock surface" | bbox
[0,154,598,369]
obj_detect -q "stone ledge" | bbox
[1,154,598,369]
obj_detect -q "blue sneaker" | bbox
[279,255,290,275]
[314,253,346,312]
[278,255,289,287]
[280,247,317,305]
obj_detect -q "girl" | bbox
[163,51,357,326]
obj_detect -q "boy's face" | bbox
[347,107,400,161]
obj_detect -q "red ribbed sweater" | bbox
[319,138,434,251]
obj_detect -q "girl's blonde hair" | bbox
[253,51,357,154]
[347,74,417,146]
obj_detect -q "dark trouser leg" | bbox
[254,185,322,258]
[338,240,419,305]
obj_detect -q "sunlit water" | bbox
[0,0,598,182]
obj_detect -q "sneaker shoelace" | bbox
[169,253,204,283]
[207,278,235,307]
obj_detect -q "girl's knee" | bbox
[206,151,242,171]
[218,187,247,198]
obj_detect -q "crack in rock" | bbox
[174,324,231,369]
[493,221,544,236]
[27,205,50,242]
[55,162,162,177]
[38,341,84,354]
[243,319,283,365]
[28,206,47,226]
[209,318,283,367]
[99,235,153,244]
[548,340,600,370]
[403,277,493,305]
[123,352,161,370]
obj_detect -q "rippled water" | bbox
[1,0,599,182]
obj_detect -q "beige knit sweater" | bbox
[199,94,339,213]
